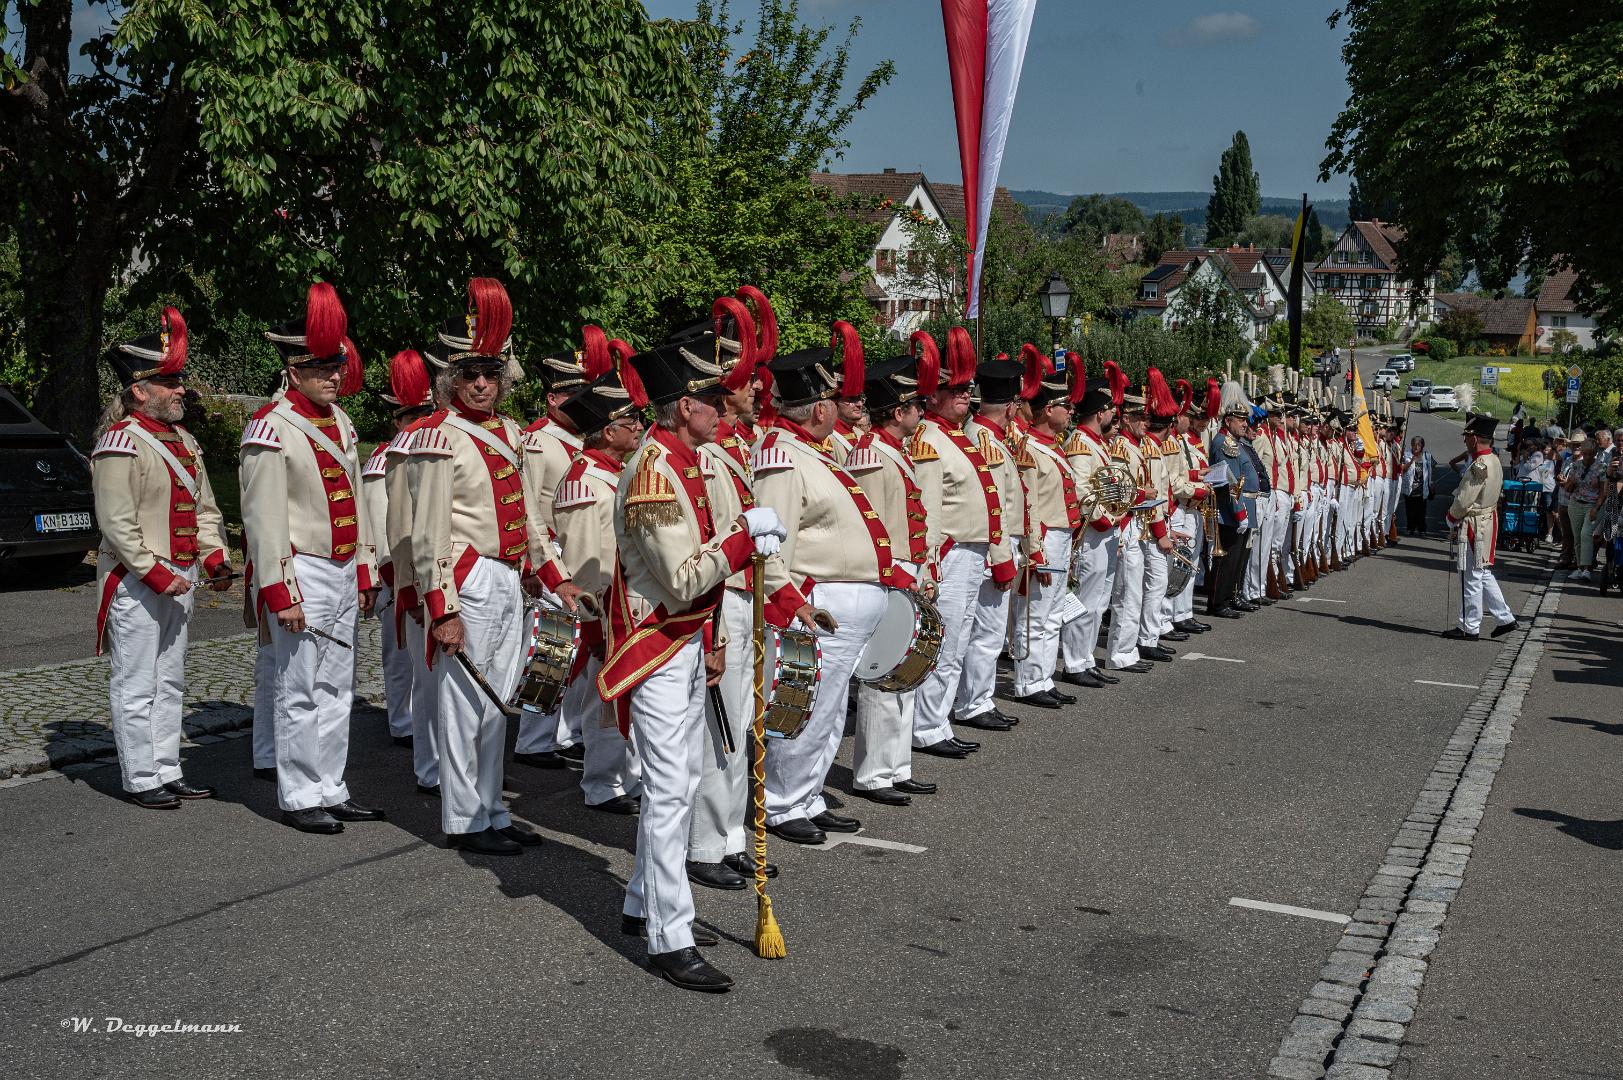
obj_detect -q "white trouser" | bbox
[1012,529,1074,696]
[402,612,440,787]
[378,582,413,737]
[855,686,915,790]
[1171,506,1202,622]
[1311,484,1328,558]
[689,588,751,861]
[956,536,1018,721]
[766,581,886,825]
[1060,527,1119,673]
[1105,520,1145,668]
[106,562,196,793]
[515,700,575,754]
[1139,527,1172,647]
[623,636,707,955]
[575,652,641,808]
[264,554,357,812]
[1388,479,1401,530]
[914,543,988,747]
[433,557,524,834]
[1245,497,1272,599]
[1459,545,1514,634]
[1340,488,1359,553]
[252,640,275,770]
[1269,491,1291,582]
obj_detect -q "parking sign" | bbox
[1566,376,1581,404]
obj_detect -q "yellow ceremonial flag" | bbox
[1351,360,1379,462]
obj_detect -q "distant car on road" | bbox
[1421,385,1459,412]
[1371,368,1400,390]
[1406,378,1433,401]
[0,386,98,580]
[1389,354,1415,372]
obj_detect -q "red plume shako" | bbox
[830,320,864,399]
[713,296,758,392]
[262,282,363,396]
[944,326,977,389]
[735,285,778,364]
[105,306,190,387]
[1204,376,1222,422]
[1145,367,1179,421]
[1018,343,1069,408]
[1174,378,1194,416]
[383,349,432,415]
[910,331,942,398]
[1102,360,1129,412]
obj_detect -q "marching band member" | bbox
[828,320,866,464]
[1206,381,1257,619]
[1443,414,1518,640]
[956,351,1031,730]
[380,348,441,794]
[409,278,582,855]
[1136,368,1185,659]
[847,354,936,805]
[1167,394,1212,635]
[92,308,233,808]
[1264,398,1295,596]
[1009,347,1082,708]
[242,283,382,834]
[249,375,288,784]
[551,366,646,814]
[1057,373,1125,688]
[597,339,792,993]
[1101,365,1155,673]
[1240,408,1274,606]
[755,348,907,842]
[909,329,1016,759]
[514,340,591,769]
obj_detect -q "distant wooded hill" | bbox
[1008,189,1352,233]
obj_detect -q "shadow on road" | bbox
[1513,807,1623,850]
[1549,714,1623,737]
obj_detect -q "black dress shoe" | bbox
[1186,620,1213,632]
[647,947,732,992]
[686,860,748,890]
[1059,669,1106,688]
[958,711,1012,731]
[558,743,586,765]
[1161,629,1191,643]
[130,787,181,810]
[448,829,521,855]
[853,786,912,806]
[588,793,641,815]
[1091,669,1121,685]
[392,734,413,747]
[283,807,343,834]
[1256,596,1276,606]
[949,735,981,751]
[252,767,276,781]
[1490,620,1521,639]
[513,751,567,769]
[894,779,937,795]
[1234,600,1260,612]
[1440,627,1480,641]
[415,783,440,797]
[498,823,544,846]
[623,916,718,947]
[767,817,828,845]
[915,739,969,759]
[1212,607,1243,619]
[722,851,778,879]
[1048,688,1077,704]
[1111,660,1155,674]
[1012,691,1063,710]
[1141,646,1176,662]
[990,707,1021,726]
[810,810,861,833]
[163,780,214,800]
[324,800,386,822]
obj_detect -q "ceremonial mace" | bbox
[750,553,786,958]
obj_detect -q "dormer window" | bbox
[1359,250,1371,264]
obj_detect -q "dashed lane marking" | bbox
[1228,897,1350,925]
[1180,652,1246,663]
[1413,679,1479,690]
[1293,596,1348,604]
[813,834,928,854]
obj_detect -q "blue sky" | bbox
[644,0,1354,199]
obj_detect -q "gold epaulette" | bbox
[976,429,1006,467]
[1062,430,1089,457]
[909,429,939,462]
[624,443,681,531]
[1012,442,1037,469]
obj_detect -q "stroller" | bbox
[1499,478,1543,553]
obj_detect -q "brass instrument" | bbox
[1201,488,1224,558]
[1081,462,1139,518]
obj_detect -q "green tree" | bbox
[1303,206,1332,261]
[1346,175,1397,222]
[1061,194,1147,241]
[1167,272,1249,367]
[1302,295,1355,350]
[1205,131,1260,245]
[3,0,702,439]
[1324,0,1623,339]
[1437,307,1485,348]
[1236,215,1293,250]
[1144,213,1186,263]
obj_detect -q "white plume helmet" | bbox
[1455,382,1477,412]
[1220,378,1251,418]
[1268,363,1286,392]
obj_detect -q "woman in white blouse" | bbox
[1400,436,1435,537]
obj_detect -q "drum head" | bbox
[853,590,917,682]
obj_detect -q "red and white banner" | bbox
[941,0,1038,318]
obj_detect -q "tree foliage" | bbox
[1324,0,1623,337]
[1061,194,1147,241]
[1303,295,1355,350]
[1205,130,1260,245]
[1437,307,1486,348]
[1143,212,1186,263]
[1167,272,1250,367]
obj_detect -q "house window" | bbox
[1335,250,1349,264]
[1360,301,1378,317]
[875,249,896,274]
[1331,274,1344,290]
[1552,315,1568,328]
[1359,250,1371,264]
[1142,283,1158,299]
[1363,275,1379,291]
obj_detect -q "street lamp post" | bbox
[1039,274,1072,358]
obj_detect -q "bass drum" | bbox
[1164,538,1198,597]
[853,589,943,693]
[763,626,820,739]
[511,603,581,715]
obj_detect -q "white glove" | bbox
[742,507,787,540]
[752,534,782,557]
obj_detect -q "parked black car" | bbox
[0,386,98,578]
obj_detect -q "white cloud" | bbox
[1160,12,1261,48]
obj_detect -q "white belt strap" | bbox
[443,413,520,470]
[123,425,199,500]
[275,401,357,487]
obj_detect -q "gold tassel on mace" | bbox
[750,553,786,958]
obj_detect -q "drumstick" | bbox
[304,625,352,650]
[708,686,738,755]
[454,651,520,718]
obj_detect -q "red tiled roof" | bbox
[809,171,925,225]
[1434,292,1537,337]
[929,180,1024,232]
[1536,266,1578,314]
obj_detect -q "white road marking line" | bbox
[1228,897,1350,925]
[1294,596,1348,604]
[1180,652,1246,663]
[813,834,929,854]
[1414,679,1479,690]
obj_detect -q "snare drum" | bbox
[762,626,820,739]
[511,603,581,715]
[853,589,944,693]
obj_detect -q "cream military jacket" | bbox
[239,394,377,613]
[966,415,1029,550]
[361,443,391,571]
[844,429,926,568]
[1446,448,1503,563]
[1165,431,1208,507]
[1016,427,1078,536]
[1063,424,1127,532]
[521,416,582,533]
[91,416,228,591]
[553,450,624,604]
[382,429,418,602]
[912,413,1016,582]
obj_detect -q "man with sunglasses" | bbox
[828,320,868,465]
[242,283,382,834]
[92,307,234,809]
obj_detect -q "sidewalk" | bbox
[0,621,384,784]
[1400,573,1623,1078]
